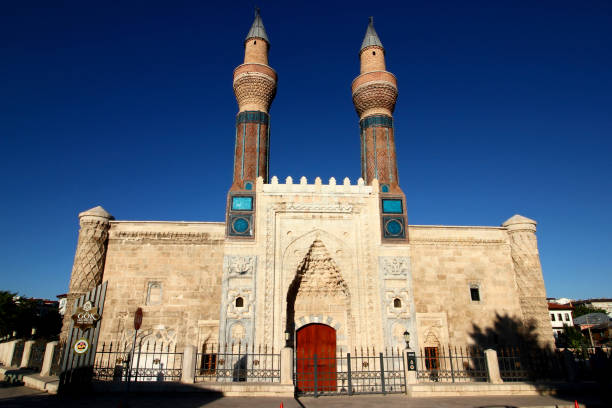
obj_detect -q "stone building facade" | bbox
[62,12,553,357]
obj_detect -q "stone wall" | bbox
[409,225,525,348]
[97,221,225,350]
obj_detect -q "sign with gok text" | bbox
[71,300,101,330]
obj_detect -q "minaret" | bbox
[231,9,277,191]
[352,17,400,193]
[226,10,276,238]
[353,18,407,241]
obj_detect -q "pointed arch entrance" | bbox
[296,323,336,392]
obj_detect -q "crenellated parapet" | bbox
[263,176,373,195]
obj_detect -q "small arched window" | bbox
[236,297,244,308]
[393,298,401,308]
[254,40,257,45]
[373,51,376,56]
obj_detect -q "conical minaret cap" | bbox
[360,17,383,51]
[245,8,269,43]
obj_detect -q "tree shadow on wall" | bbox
[469,313,611,408]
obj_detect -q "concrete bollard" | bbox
[280,347,294,385]
[485,349,503,384]
[20,340,36,368]
[5,340,24,367]
[40,341,58,376]
[181,345,197,383]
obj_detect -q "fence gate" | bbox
[58,281,107,393]
[295,347,406,396]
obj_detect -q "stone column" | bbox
[484,349,503,384]
[503,215,555,347]
[60,206,113,341]
[20,340,35,368]
[181,345,197,383]
[280,347,294,385]
[40,341,58,376]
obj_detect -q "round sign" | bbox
[134,307,143,331]
[74,338,89,354]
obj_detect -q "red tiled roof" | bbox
[548,302,573,310]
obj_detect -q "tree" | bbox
[557,325,588,348]
[573,304,607,318]
[0,291,19,337]
[0,290,62,339]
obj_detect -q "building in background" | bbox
[548,302,574,339]
[60,11,554,370]
[573,298,612,318]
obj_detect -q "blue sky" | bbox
[1,1,611,300]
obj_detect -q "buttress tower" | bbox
[227,10,276,238]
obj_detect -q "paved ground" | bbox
[0,383,607,408]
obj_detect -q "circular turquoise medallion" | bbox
[233,218,249,233]
[386,219,403,236]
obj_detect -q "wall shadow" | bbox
[469,313,611,408]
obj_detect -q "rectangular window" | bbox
[551,314,555,321]
[470,287,480,301]
[382,199,403,214]
[558,313,563,321]
[565,313,570,321]
[424,347,439,370]
[199,353,217,374]
[231,196,253,211]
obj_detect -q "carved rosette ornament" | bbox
[61,206,113,340]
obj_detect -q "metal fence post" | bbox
[448,346,455,383]
[313,353,318,398]
[347,352,353,396]
[379,352,386,395]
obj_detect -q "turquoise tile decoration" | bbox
[232,217,250,233]
[386,219,402,235]
[382,216,405,239]
[360,115,393,129]
[381,184,390,193]
[232,196,253,211]
[382,199,402,214]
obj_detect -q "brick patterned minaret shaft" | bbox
[231,9,277,190]
[502,215,555,347]
[352,18,400,192]
[60,206,113,341]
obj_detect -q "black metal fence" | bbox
[497,346,612,382]
[416,346,487,383]
[195,343,280,383]
[93,341,182,382]
[295,347,405,396]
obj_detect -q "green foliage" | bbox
[0,290,62,339]
[557,325,588,348]
[573,304,607,318]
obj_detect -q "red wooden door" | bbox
[296,324,336,392]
